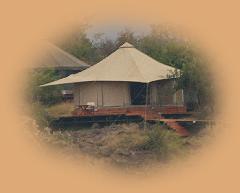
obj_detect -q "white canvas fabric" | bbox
[41,42,179,86]
[73,82,130,107]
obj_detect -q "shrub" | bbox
[27,68,63,106]
[31,102,53,128]
[139,125,185,160]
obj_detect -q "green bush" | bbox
[31,102,53,128]
[27,68,63,105]
[139,125,185,160]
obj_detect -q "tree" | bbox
[27,68,63,105]
[115,28,139,47]
[91,35,117,61]
[134,25,214,113]
[57,25,97,64]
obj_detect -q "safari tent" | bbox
[35,42,90,72]
[42,42,184,110]
[36,43,90,99]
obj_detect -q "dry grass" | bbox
[101,123,148,150]
[57,124,194,165]
[46,102,74,118]
[30,102,213,168]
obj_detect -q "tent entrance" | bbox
[130,83,149,105]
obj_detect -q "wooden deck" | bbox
[71,105,191,136]
[52,105,213,137]
[72,105,187,120]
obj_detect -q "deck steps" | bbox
[164,121,189,136]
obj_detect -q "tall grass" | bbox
[31,102,53,128]
[138,125,185,160]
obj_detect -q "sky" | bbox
[86,22,151,41]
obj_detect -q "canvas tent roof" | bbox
[35,43,90,70]
[41,42,179,86]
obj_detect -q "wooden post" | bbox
[144,83,149,130]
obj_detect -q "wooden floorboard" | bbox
[149,118,214,122]
[72,105,188,120]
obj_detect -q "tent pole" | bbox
[144,83,149,130]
